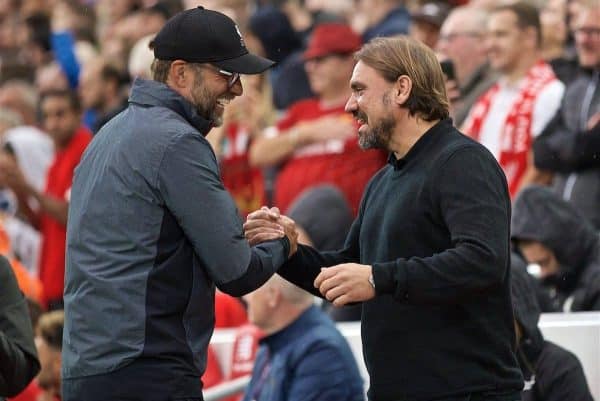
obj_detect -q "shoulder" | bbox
[0,255,13,282]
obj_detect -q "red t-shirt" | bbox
[274,99,386,215]
[40,127,92,306]
[220,123,266,218]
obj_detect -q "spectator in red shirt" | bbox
[249,23,386,215]
[0,90,92,309]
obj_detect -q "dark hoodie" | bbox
[511,185,600,311]
[510,253,594,401]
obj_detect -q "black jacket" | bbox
[511,254,594,401]
[511,185,600,311]
[279,119,523,401]
[0,255,40,397]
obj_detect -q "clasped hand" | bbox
[244,207,375,305]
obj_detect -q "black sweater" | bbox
[279,119,523,401]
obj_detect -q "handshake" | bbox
[243,206,376,306]
[243,206,298,258]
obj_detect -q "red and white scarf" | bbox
[463,61,557,197]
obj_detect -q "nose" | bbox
[345,93,357,113]
[230,78,243,97]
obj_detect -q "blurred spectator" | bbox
[242,274,364,401]
[0,255,39,398]
[34,310,63,400]
[128,33,155,79]
[215,291,248,329]
[409,2,450,49]
[356,0,410,43]
[462,2,565,197]
[287,185,360,321]
[539,0,578,83]
[0,90,92,309]
[79,57,128,133]
[207,74,274,217]
[248,5,312,110]
[510,253,594,401]
[249,23,386,215]
[533,2,600,229]
[512,185,600,312]
[437,6,496,126]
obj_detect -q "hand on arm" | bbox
[314,263,375,306]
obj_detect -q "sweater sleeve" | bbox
[278,214,363,297]
[372,146,511,304]
[0,256,40,397]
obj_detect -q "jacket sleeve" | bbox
[0,256,40,397]
[158,131,289,296]
[533,111,600,172]
[372,146,511,304]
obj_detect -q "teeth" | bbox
[217,99,230,106]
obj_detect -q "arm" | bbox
[534,114,600,172]
[158,132,291,297]
[373,147,511,304]
[0,257,40,396]
[51,31,80,88]
[249,116,357,168]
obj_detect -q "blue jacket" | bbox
[63,78,290,400]
[243,306,364,401]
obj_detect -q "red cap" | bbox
[303,23,362,60]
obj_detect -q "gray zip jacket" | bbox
[62,79,288,395]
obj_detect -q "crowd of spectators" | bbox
[0,0,598,400]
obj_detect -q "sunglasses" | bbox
[197,64,240,89]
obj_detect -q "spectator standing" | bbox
[462,2,565,197]
[533,3,600,229]
[437,6,497,126]
[0,89,92,309]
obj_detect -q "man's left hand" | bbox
[314,263,375,306]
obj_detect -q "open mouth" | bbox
[216,98,231,108]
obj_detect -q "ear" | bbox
[168,60,191,88]
[393,75,412,106]
[523,26,539,49]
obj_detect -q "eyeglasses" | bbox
[438,32,482,42]
[200,64,240,89]
[574,27,600,38]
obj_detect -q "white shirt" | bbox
[477,78,564,159]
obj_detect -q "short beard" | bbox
[190,73,223,127]
[357,92,395,150]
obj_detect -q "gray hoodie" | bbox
[511,185,600,311]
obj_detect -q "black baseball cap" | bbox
[150,6,275,74]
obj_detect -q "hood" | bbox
[511,185,598,277]
[510,252,544,377]
[128,78,212,135]
[287,185,353,251]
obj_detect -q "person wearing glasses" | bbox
[62,7,297,401]
[436,5,497,126]
[533,2,600,230]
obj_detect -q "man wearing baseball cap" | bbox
[62,7,296,400]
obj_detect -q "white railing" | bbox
[208,312,600,401]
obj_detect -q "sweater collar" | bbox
[387,118,453,170]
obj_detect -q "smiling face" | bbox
[345,60,396,151]
[189,64,242,127]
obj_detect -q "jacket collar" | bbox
[128,78,213,136]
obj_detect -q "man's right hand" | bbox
[244,207,298,257]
